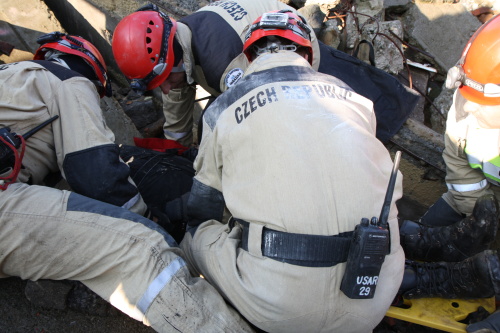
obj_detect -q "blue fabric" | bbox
[317,42,419,143]
[67,192,178,247]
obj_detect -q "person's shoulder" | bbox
[31,60,85,82]
[0,60,44,73]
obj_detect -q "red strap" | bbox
[133,137,189,154]
[0,135,26,190]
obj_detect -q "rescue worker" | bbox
[399,15,500,261]
[0,32,252,332]
[179,12,405,332]
[111,0,417,146]
[395,14,500,304]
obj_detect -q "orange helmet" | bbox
[445,14,500,105]
[112,4,177,92]
[34,32,111,98]
[243,10,313,64]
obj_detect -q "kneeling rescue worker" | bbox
[179,11,405,333]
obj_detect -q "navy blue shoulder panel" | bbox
[317,41,419,143]
[180,11,242,93]
[203,65,353,129]
[30,60,84,81]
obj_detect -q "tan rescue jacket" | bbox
[176,0,321,96]
[0,60,146,215]
[442,90,500,215]
[188,51,402,251]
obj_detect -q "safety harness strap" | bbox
[235,218,353,267]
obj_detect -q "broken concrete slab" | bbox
[100,96,142,145]
[360,20,405,74]
[402,1,481,72]
[384,0,413,14]
[429,86,454,133]
[0,0,65,53]
[298,4,326,36]
[43,0,124,78]
[0,0,65,63]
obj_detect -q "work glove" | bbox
[467,310,500,333]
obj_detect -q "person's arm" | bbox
[53,77,147,215]
[162,85,196,147]
[442,122,493,216]
[186,111,225,231]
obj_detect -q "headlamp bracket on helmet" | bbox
[260,12,289,29]
[245,10,311,42]
[446,61,500,97]
[36,31,67,45]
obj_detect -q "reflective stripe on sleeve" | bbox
[137,257,187,315]
[482,163,500,183]
[447,179,488,192]
[164,130,189,140]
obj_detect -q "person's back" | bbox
[181,12,405,332]
[194,51,396,236]
[0,33,146,213]
[0,60,112,184]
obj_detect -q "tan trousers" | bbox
[181,219,405,333]
[0,183,253,333]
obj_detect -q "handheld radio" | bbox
[340,151,401,299]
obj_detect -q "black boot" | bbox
[400,194,499,262]
[467,310,500,333]
[401,250,500,299]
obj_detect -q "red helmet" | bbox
[446,14,500,105]
[243,10,313,64]
[34,32,111,98]
[112,4,177,92]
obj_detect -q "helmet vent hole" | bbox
[149,57,155,63]
[147,27,152,34]
[146,37,151,44]
[148,20,154,26]
[147,47,153,54]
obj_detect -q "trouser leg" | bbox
[400,194,499,261]
[162,86,196,147]
[419,196,464,226]
[399,250,500,299]
[0,183,252,332]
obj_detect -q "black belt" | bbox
[234,218,353,267]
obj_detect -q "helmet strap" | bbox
[130,6,174,93]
